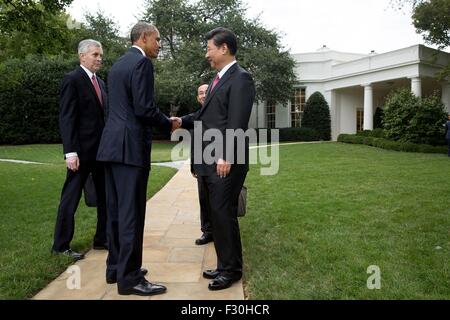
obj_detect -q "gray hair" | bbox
[78,39,102,55]
[130,22,157,44]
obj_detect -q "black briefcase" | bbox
[83,173,97,207]
[237,186,247,217]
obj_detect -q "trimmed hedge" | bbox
[0,54,170,145]
[338,133,447,154]
[0,56,78,144]
[254,127,320,143]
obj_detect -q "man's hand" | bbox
[170,117,182,131]
[66,156,80,172]
[216,158,231,178]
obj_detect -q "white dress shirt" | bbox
[218,60,237,79]
[132,45,146,57]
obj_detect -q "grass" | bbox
[0,143,177,299]
[0,141,183,164]
[241,142,450,299]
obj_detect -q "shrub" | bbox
[382,89,446,145]
[0,54,120,145]
[0,56,78,144]
[356,128,385,138]
[338,134,446,154]
[301,92,331,141]
[374,107,384,129]
[254,127,319,143]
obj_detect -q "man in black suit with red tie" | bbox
[97,22,178,296]
[175,27,255,291]
[51,39,108,260]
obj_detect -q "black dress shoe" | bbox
[93,243,108,250]
[118,279,167,296]
[195,233,213,245]
[208,274,241,291]
[203,269,220,279]
[51,249,84,261]
[106,268,149,284]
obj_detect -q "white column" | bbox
[363,84,373,131]
[411,77,422,97]
[441,82,450,114]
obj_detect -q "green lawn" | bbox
[0,141,181,164]
[242,142,450,299]
[0,143,177,299]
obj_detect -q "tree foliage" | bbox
[141,0,297,115]
[0,0,75,59]
[382,89,446,145]
[391,0,449,78]
[301,92,331,141]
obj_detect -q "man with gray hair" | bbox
[97,22,178,296]
[51,39,108,260]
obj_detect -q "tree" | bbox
[301,92,331,141]
[68,10,129,80]
[382,89,446,145]
[391,0,450,77]
[80,10,128,58]
[391,0,449,49]
[141,0,297,115]
[0,0,75,60]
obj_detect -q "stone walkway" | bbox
[33,162,244,300]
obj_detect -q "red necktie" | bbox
[91,74,103,107]
[210,74,220,92]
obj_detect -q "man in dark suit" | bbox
[193,84,214,246]
[174,27,255,291]
[97,22,178,296]
[51,39,108,261]
[445,114,450,157]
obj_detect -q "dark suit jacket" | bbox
[445,121,450,140]
[182,63,255,176]
[59,66,106,162]
[96,47,171,168]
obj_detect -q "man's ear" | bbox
[221,43,229,55]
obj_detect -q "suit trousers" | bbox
[197,178,212,235]
[53,160,107,252]
[104,163,149,290]
[198,169,247,277]
[447,138,450,157]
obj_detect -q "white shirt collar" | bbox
[218,60,237,79]
[132,45,146,57]
[80,64,95,80]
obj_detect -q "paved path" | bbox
[33,162,244,300]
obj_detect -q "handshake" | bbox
[170,117,182,132]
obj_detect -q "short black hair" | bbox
[205,27,237,56]
[130,22,157,44]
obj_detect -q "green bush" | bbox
[382,89,446,145]
[374,107,384,129]
[301,92,331,141]
[279,127,319,142]
[254,127,319,143]
[356,128,385,138]
[0,54,121,145]
[338,134,446,154]
[0,56,78,144]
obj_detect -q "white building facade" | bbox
[249,45,450,140]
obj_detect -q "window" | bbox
[357,109,364,132]
[291,88,306,127]
[266,103,276,128]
